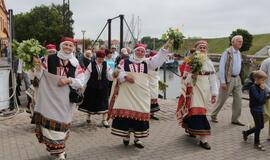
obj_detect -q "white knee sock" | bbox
[200,136,207,143]
[59,152,66,159]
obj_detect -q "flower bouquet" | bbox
[161,27,184,51]
[16,39,47,71]
[185,51,206,85]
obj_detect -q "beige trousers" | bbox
[264,100,270,138]
[211,76,242,123]
[263,114,270,139]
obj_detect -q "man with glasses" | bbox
[211,35,245,126]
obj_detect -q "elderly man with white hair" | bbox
[211,35,245,126]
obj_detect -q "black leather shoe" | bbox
[232,121,245,126]
[134,140,144,149]
[199,141,211,150]
[150,115,159,120]
[242,131,248,141]
[123,139,129,146]
[211,116,218,123]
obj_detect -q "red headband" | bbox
[194,40,208,48]
[134,43,147,50]
[61,37,76,44]
[46,44,56,50]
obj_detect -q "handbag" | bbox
[62,60,84,104]
[69,87,84,104]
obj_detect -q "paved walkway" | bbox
[0,97,270,160]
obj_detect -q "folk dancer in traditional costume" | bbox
[41,44,58,63]
[148,50,161,120]
[108,41,172,148]
[79,51,113,127]
[31,37,84,160]
[176,40,218,150]
[39,44,57,70]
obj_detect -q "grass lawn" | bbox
[178,33,270,55]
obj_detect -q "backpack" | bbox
[242,72,255,91]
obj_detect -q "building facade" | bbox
[0,0,9,56]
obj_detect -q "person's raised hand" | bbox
[163,39,173,50]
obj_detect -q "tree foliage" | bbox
[14,4,74,47]
[229,29,253,52]
[141,36,164,50]
[84,39,92,49]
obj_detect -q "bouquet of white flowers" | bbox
[184,51,206,85]
[161,27,184,51]
[16,39,47,71]
[188,51,206,74]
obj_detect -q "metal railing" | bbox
[161,62,180,99]
[91,14,137,51]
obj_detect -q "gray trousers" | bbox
[211,76,242,123]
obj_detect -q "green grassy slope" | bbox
[179,33,270,55]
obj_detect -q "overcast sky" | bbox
[5,0,270,40]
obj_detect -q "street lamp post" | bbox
[81,30,86,53]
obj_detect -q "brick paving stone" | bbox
[1,97,270,160]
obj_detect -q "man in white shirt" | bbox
[211,35,245,126]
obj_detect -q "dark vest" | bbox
[79,55,91,69]
[83,57,91,69]
[87,61,108,89]
[124,59,148,73]
[47,54,76,78]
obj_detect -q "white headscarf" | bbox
[57,42,79,67]
[129,46,146,63]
